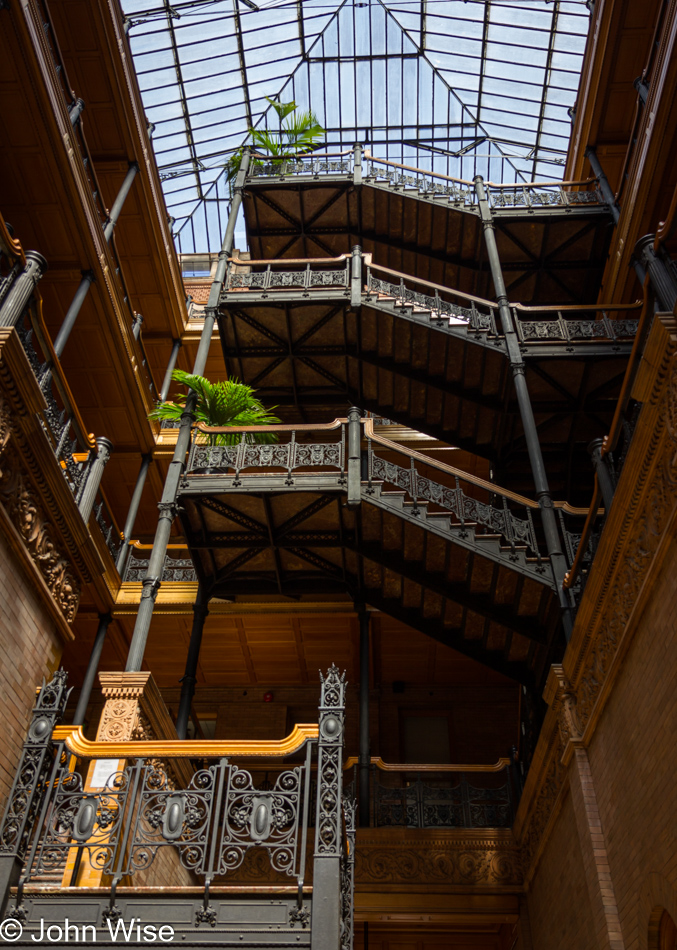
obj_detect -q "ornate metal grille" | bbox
[124,551,197,583]
[374,776,513,829]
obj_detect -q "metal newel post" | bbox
[72,613,113,726]
[78,436,114,523]
[116,453,153,577]
[0,251,48,328]
[350,244,362,309]
[347,406,362,509]
[53,270,96,358]
[311,666,346,950]
[588,438,615,513]
[474,175,573,638]
[103,162,140,242]
[125,149,251,673]
[353,143,363,185]
[68,98,85,126]
[358,609,371,827]
[160,338,182,401]
[175,584,210,739]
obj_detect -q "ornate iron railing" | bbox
[218,253,638,348]
[124,550,198,583]
[245,147,606,213]
[372,774,513,829]
[1,667,347,931]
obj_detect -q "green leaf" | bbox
[265,97,297,122]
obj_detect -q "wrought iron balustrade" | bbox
[226,259,351,294]
[1,667,347,937]
[13,303,122,561]
[124,549,197,583]
[373,775,513,829]
[244,147,605,214]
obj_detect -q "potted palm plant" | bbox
[149,370,280,471]
[227,98,324,181]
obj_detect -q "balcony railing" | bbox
[0,667,350,944]
[246,147,607,213]
[343,757,518,829]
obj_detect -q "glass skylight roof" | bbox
[121,0,591,252]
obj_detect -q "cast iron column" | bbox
[53,270,96,358]
[358,609,370,827]
[116,453,153,577]
[160,338,182,401]
[103,162,140,241]
[474,176,573,637]
[78,436,114,523]
[50,163,139,359]
[0,251,48,328]
[175,584,210,739]
[635,234,677,312]
[72,613,112,726]
[125,149,251,672]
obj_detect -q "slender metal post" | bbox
[586,148,647,287]
[78,436,114,523]
[72,613,112,726]
[351,244,362,309]
[347,406,362,509]
[635,235,677,311]
[0,251,48,328]
[68,98,85,126]
[53,270,95,358]
[125,149,251,673]
[358,609,371,827]
[474,176,573,637]
[103,162,139,241]
[633,76,649,105]
[116,453,152,576]
[588,438,615,513]
[132,312,144,340]
[175,584,210,739]
[353,143,362,185]
[585,147,619,224]
[160,339,182,401]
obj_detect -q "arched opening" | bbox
[650,909,677,950]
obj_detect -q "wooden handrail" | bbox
[0,216,25,266]
[343,756,510,773]
[52,723,319,759]
[367,262,496,308]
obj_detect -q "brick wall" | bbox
[525,536,677,950]
[528,790,596,949]
[0,529,63,801]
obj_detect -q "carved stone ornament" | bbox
[353,835,523,886]
[0,394,80,622]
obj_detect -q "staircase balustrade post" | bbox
[346,407,362,509]
[0,671,70,916]
[311,666,346,950]
[68,97,85,126]
[350,244,362,309]
[125,150,250,673]
[474,175,573,638]
[78,436,114,524]
[353,143,362,186]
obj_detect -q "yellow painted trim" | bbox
[343,756,510,773]
[53,724,319,759]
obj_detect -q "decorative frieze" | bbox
[0,393,80,622]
